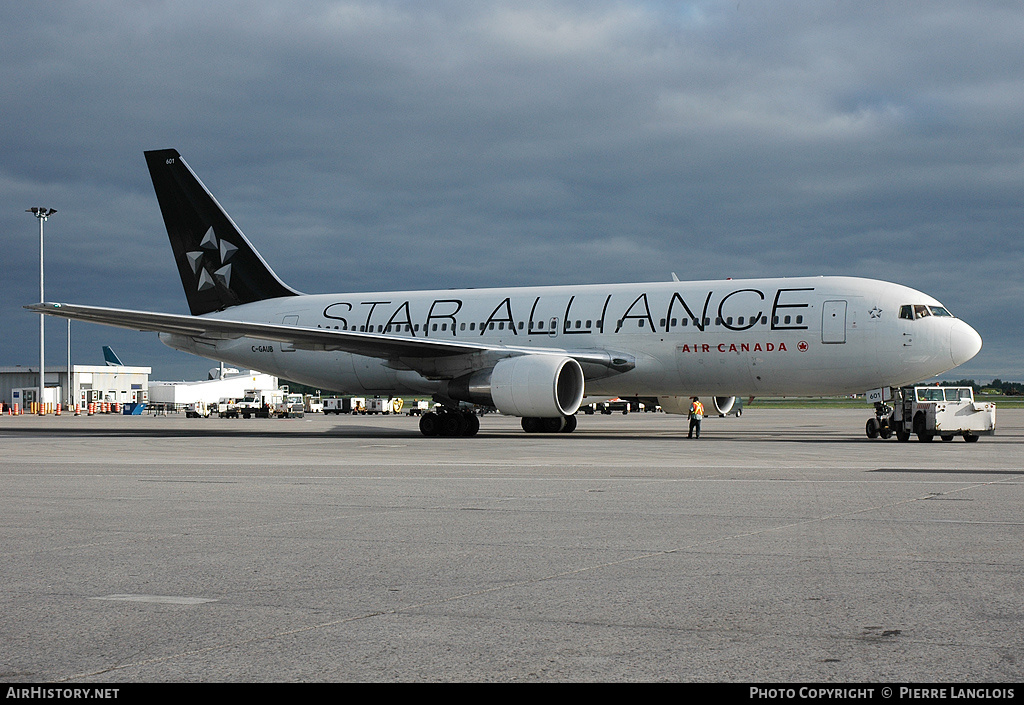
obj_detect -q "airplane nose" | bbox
[950,320,982,367]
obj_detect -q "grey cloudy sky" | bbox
[2,1,1021,382]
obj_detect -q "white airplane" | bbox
[28,149,982,436]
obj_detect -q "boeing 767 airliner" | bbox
[28,149,982,436]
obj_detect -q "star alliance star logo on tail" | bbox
[185,226,238,292]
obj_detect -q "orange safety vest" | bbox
[691,401,704,417]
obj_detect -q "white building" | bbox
[148,371,278,407]
[1,365,151,411]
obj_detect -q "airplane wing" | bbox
[27,302,484,357]
[25,302,634,377]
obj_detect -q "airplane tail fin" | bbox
[102,345,124,366]
[144,149,300,315]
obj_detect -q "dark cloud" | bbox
[2,1,1021,380]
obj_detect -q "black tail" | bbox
[144,149,300,315]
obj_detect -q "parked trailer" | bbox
[866,386,996,442]
[365,397,403,414]
[323,397,366,414]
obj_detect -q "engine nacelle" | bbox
[448,355,585,418]
[658,395,738,416]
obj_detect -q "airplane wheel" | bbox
[440,411,466,437]
[879,425,892,440]
[560,414,577,433]
[419,412,440,437]
[542,416,566,433]
[522,417,542,433]
[463,413,480,436]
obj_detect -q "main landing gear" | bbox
[521,415,577,434]
[418,409,480,437]
[418,410,579,436]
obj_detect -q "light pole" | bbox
[27,207,56,412]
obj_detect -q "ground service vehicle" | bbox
[275,393,305,418]
[867,386,995,442]
[185,401,211,418]
[406,400,431,416]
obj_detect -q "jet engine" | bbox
[658,395,738,416]
[448,355,585,417]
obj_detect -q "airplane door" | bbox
[280,315,299,352]
[822,300,847,344]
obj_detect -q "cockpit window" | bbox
[901,304,949,320]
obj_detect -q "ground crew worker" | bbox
[688,396,704,438]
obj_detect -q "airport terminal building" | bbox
[1,365,151,411]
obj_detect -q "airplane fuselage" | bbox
[161,275,977,399]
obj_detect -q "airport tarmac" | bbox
[1,409,1021,683]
